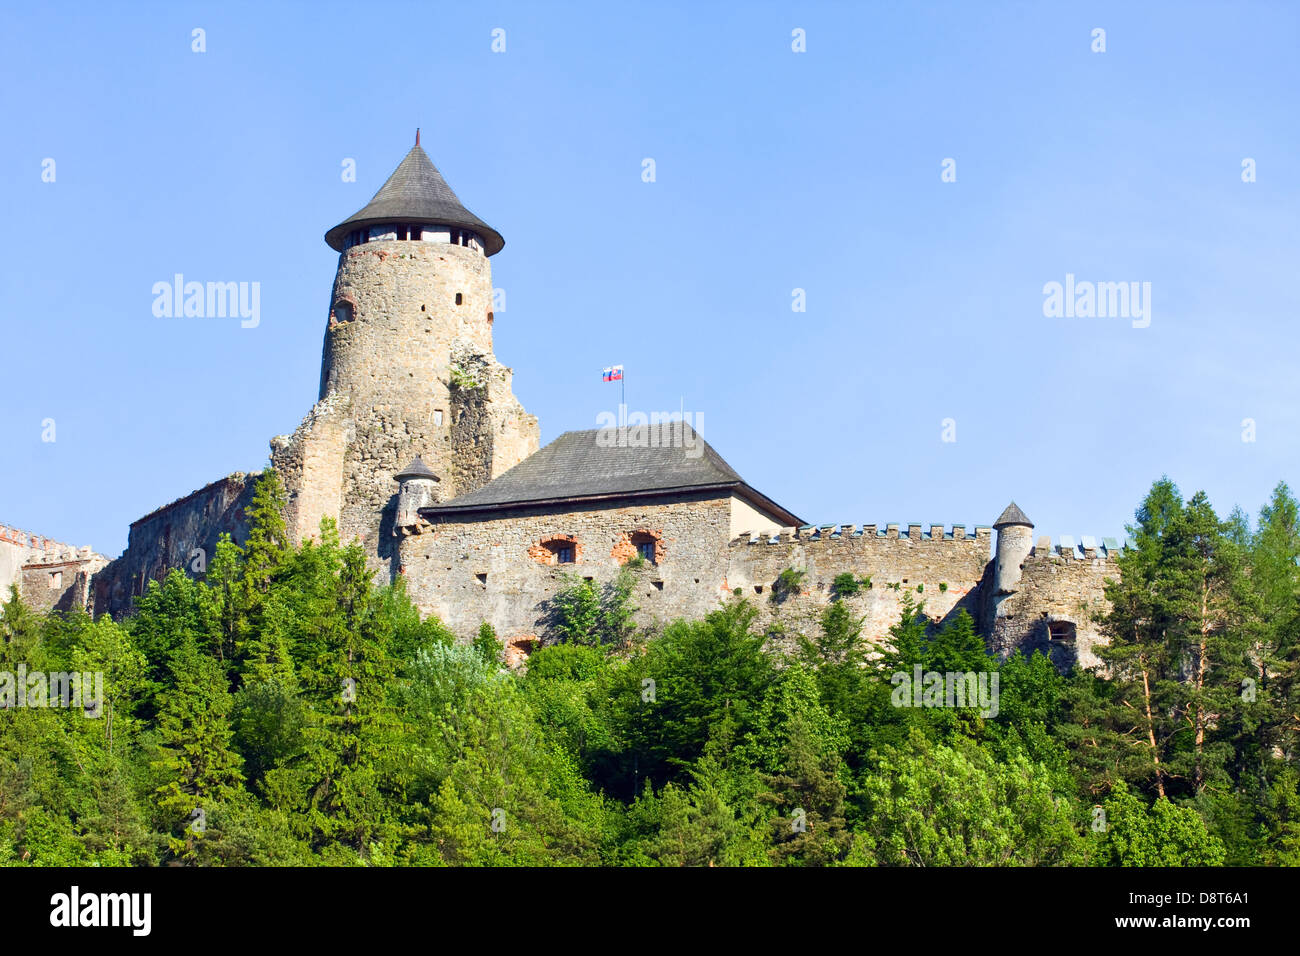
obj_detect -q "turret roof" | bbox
[325,138,504,255]
[993,501,1033,528]
[394,456,439,482]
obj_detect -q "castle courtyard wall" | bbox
[726,524,993,646]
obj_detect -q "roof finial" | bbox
[415,127,420,147]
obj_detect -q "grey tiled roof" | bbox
[394,456,439,482]
[424,425,802,525]
[325,143,504,255]
[993,501,1033,528]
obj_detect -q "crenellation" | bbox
[0,138,1133,677]
[0,521,108,615]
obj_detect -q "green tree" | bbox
[151,638,245,860]
[1091,782,1225,866]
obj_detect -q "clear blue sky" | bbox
[2,1,1296,557]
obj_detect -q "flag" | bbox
[602,365,624,382]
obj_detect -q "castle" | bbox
[6,137,1126,670]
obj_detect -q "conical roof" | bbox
[325,142,504,255]
[993,501,1033,528]
[394,456,439,482]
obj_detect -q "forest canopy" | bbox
[2,471,1298,867]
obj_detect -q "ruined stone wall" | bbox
[92,473,257,618]
[0,529,31,601]
[274,239,537,574]
[21,552,107,615]
[985,538,1121,670]
[727,523,993,647]
[0,524,105,614]
[270,394,351,546]
[398,491,735,645]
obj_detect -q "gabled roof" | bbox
[993,501,1033,528]
[325,142,504,255]
[422,424,803,525]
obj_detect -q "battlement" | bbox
[731,522,992,545]
[1026,534,1131,562]
[0,522,88,557]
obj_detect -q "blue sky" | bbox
[2,1,1296,557]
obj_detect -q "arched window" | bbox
[532,534,581,566]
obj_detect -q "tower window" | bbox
[1048,621,1076,642]
[455,293,463,305]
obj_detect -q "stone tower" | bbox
[271,134,539,571]
[992,501,1034,596]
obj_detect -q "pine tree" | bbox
[151,638,245,861]
[758,710,851,866]
[1097,478,1187,799]
[271,542,405,856]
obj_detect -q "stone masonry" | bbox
[0,138,1128,673]
[0,523,106,615]
[271,207,537,574]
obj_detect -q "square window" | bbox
[637,541,656,563]
[555,546,574,564]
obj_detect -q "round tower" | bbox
[272,133,538,565]
[992,501,1034,594]
[320,132,502,407]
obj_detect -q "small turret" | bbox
[992,501,1034,595]
[394,456,441,533]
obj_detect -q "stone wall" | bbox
[398,490,736,644]
[21,551,107,614]
[274,239,537,574]
[270,393,352,546]
[985,537,1121,670]
[727,523,994,647]
[0,524,106,615]
[92,473,258,618]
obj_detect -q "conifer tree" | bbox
[152,637,245,860]
[1098,478,1187,799]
